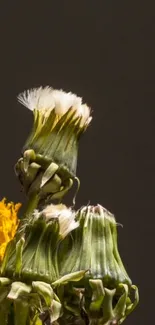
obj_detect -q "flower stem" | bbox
[23,193,40,218]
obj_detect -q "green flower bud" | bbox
[59,205,130,286]
[15,87,92,202]
[55,205,139,325]
[0,204,82,325]
[1,204,78,284]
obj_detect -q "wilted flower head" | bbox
[0,198,21,261]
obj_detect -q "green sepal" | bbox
[125,285,139,316]
[26,162,41,186]
[42,174,62,194]
[101,288,116,321]
[113,284,128,321]
[0,277,11,286]
[50,299,62,323]
[51,178,73,201]
[52,270,87,286]
[32,281,53,307]
[23,149,36,172]
[7,281,32,300]
[89,279,105,312]
[41,162,59,188]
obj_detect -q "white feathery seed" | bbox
[37,204,79,238]
[18,86,91,127]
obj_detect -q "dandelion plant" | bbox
[0,87,139,325]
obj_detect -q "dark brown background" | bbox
[0,1,155,323]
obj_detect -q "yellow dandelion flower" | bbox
[0,198,21,261]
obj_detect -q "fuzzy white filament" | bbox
[18,86,92,127]
[37,204,79,238]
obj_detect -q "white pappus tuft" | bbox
[18,86,92,127]
[35,203,79,238]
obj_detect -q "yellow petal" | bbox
[0,198,21,261]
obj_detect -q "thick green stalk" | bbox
[23,193,40,218]
[14,299,29,325]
